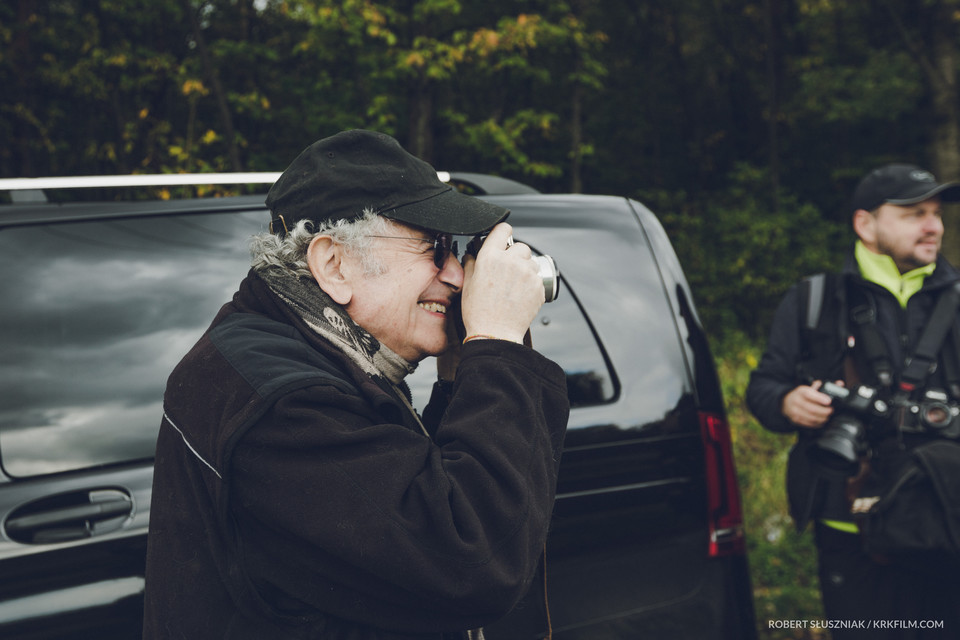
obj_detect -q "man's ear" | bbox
[853,209,876,246]
[307,235,352,305]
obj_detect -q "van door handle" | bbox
[5,489,133,544]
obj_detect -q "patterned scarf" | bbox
[259,268,417,385]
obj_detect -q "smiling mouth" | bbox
[418,302,447,314]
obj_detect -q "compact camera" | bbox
[467,234,560,302]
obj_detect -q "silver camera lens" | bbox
[534,255,560,302]
[469,234,559,302]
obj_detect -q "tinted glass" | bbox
[0,211,614,477]
[0,211,265,477]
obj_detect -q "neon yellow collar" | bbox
[855,241,936,308]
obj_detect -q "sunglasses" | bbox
[367,233,459,268]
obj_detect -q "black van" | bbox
[0,174,757,639]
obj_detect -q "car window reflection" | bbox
[0,211,265,477]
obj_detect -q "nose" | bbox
[438,252,464,292]
[924,212,944,235]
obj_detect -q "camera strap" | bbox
[943,322,960,399]
[800,274,960,398]
[846,284,895,389]
[900,282,960,395]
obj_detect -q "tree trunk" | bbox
[886,0,960,262]
[9,0,39,177]
[926,0,960,262]
[570,73,584,194]
[763,0,782,208]
[188,1,242,172]
[408,79,434,164]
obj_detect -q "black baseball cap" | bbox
[850,163,960,213]
[265,130,509,236]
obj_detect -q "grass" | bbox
[715,336,831,640]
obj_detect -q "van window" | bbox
[1,212,614,478]
[0,211,265,478]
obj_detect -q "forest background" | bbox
[5,1,960,638]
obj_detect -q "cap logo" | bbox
[910,169,936,183]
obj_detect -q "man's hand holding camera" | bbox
[782,380,843,429]
[459,222,545,345]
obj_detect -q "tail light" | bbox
[699,411,746,557]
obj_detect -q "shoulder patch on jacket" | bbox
[209,312,359,400]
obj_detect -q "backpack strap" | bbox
[798,273,850,383]
[943,321,960,400]
[900,282,960,394]
[804,273,828,332]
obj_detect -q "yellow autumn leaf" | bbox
[182,80,207,96]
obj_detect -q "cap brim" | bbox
[381,187,510,235]
[888,182,960,206]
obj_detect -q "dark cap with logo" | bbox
[851,163,960,213]
[265,130,509,236]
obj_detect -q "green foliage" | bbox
[656,163,848,339]
[444,110,563,178]
[790,50,923,124]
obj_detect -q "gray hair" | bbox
[250,209,392,277]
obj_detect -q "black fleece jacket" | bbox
[142,272,570,639]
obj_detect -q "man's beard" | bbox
[876,233,938,273]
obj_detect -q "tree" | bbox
[880,0,960,182]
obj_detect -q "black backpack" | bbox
[857,439,960,566]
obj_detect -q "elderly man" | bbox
[142,130,570,639]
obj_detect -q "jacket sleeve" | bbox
[228,339,569,633]
[746,283,806,434]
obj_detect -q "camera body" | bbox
[813,381,960,473]
[903,388,960,440]
[813,382,890,473]
[467,234,560,302]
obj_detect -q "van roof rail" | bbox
[0,173,283,192]
[0,171,537,203]
[0,173,284,204]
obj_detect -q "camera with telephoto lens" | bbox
[812,381,891,474]
[466,234,560,302]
